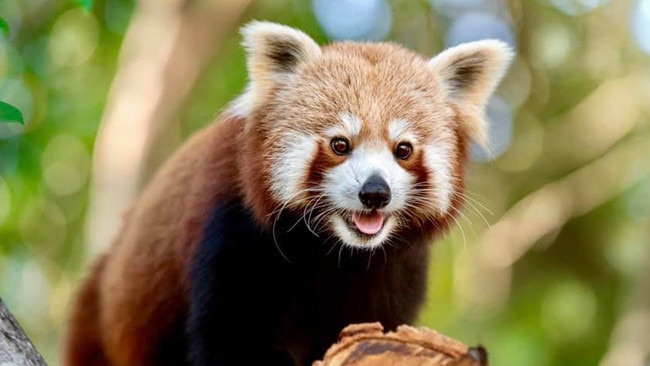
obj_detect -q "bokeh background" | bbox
[1,0,650,365]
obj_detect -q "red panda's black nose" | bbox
[359,175,391,209]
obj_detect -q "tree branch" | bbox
[0,298,46,365]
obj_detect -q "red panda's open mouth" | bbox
[332,211,394,247]
[349,210,385,235]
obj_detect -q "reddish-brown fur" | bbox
[65,115,244,365]
[65,254,109,366]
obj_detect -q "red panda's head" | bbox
[235,22,513,249]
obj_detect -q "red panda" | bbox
[64,21,513,366]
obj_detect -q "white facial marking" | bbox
[326,112,362,138]
[270,133,317,204]
[267,112,456,249]
[423,141,454,213]
[322,142,415,248]
[391,119,454,215]
[388,118,418,143]
[341,112,362,137]
[323,144,413,213]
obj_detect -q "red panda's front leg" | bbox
[186,201,297,366]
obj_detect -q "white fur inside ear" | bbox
[241,21,322,107]
[429,40,514,106]
[429,40,514,145]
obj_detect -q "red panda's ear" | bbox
[428,40,514,146]
[241,21,322,105]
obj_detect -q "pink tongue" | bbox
[352,211,384,235]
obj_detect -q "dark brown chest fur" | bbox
[186,200,431,366]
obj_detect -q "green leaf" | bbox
[0,101,24,124]
[76,0,93,12]
[0,17,9,38]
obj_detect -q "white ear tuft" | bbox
[429,40,514,145]
[429,40,514,106]
[241,21,322,105]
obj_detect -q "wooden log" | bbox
[0,298,46,365]
[314,323,488,366]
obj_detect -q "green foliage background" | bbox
[0,0,649,365]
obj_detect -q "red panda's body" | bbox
[65,22,512,366]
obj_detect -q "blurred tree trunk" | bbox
[0,298,46,365]
[84,0,254,257]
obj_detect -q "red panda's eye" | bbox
[331,137,351,155]
[395,142,413,160]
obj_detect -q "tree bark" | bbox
[0,298,46,365]
[314,323,488,366]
